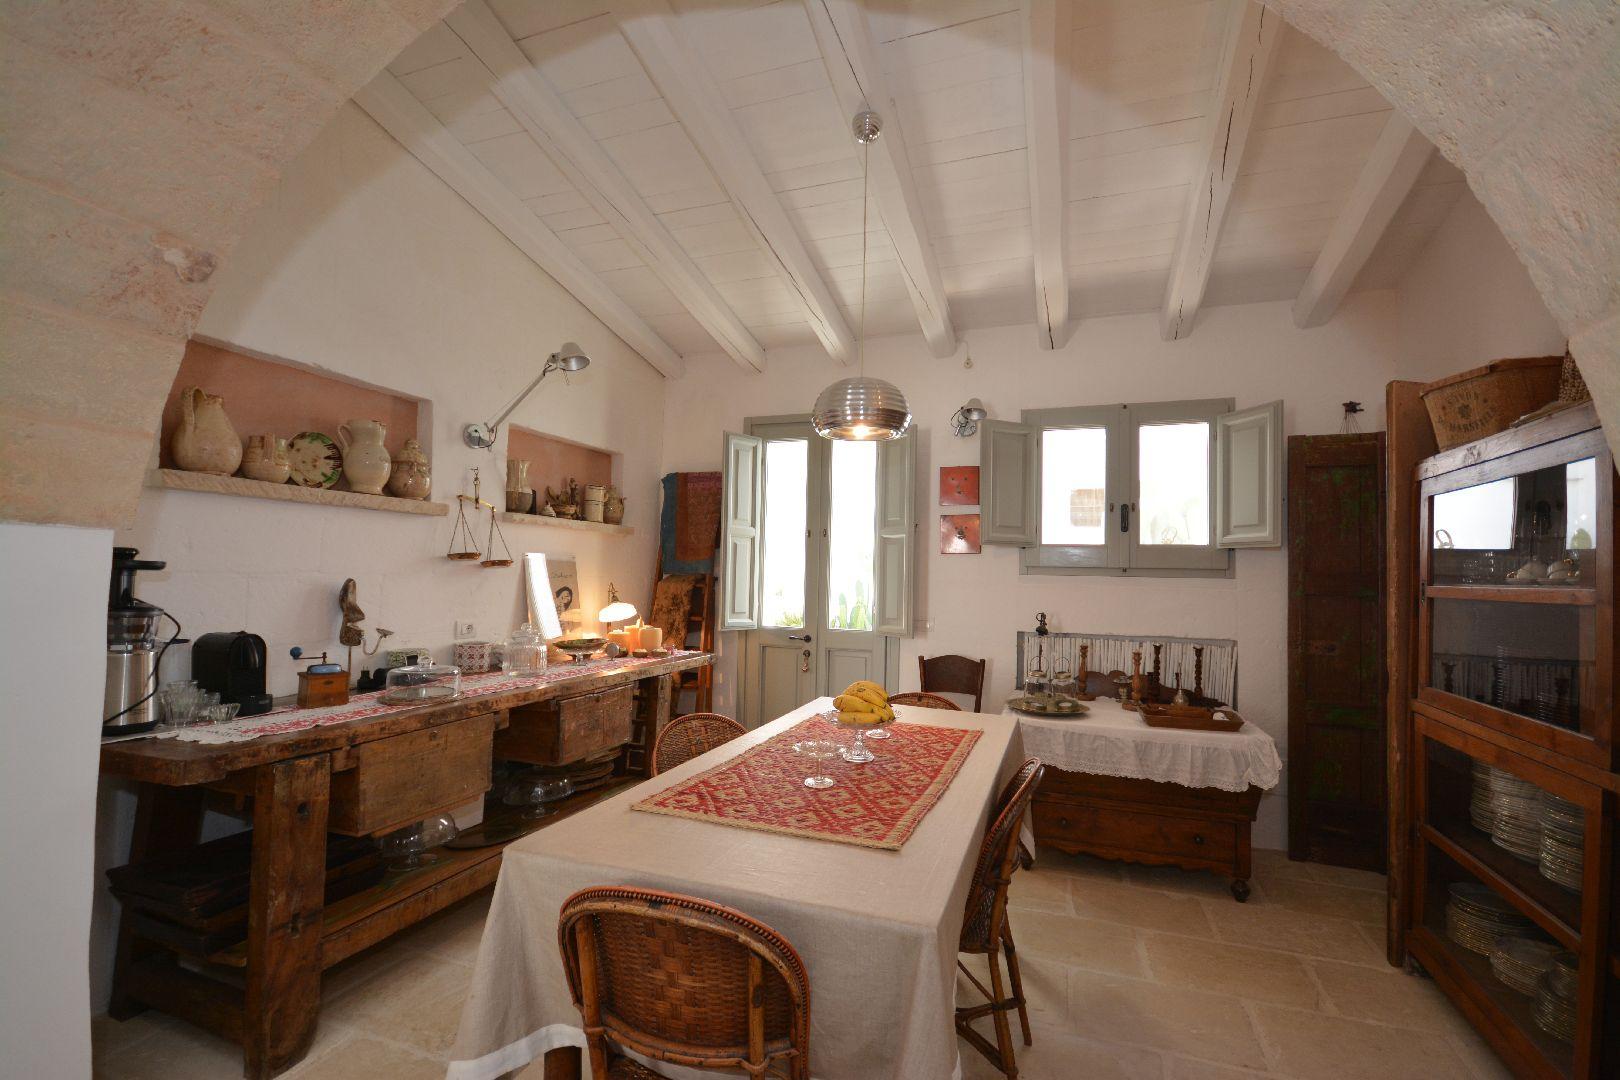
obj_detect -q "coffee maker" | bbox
[191,631,273,717]
[104,547,169,736]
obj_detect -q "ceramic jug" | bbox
[387,438,432,500]
[242,434,291,484]
[171,387,243,475]
[603,486,626,525]
[338,419,391,495]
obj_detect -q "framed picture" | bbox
[939,466,979,505]
[939,514,981,554]
[549,555,583,630]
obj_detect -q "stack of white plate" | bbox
[1445,882,1533,956]
[1489,936,1559,996]
[1489,770,1544,862]
[1469,761,1500,832]
[1533,952,1579,1043]
[1538,793,1584,891]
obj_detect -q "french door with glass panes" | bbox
[719,420,914,728]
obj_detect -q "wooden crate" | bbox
[328,713,495,836]
[497,685,635,766]
[1419,356,1561,450]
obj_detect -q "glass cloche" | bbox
[503,622,547,676]
[377,813,460,871]
[380,661,462,704]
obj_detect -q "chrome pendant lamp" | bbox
[812,110,912,442]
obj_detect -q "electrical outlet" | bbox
[454,620,476,640]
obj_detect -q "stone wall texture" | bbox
[1,0,1617,528]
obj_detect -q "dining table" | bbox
[447,696,1029,1080]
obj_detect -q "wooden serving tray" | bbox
[1137,703,1244,732]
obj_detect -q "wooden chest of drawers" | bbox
[1033,767,1262,901]
[496,685,636,766]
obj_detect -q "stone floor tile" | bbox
[1124,862,1241,900]
[1071,878,1216,936]
[1203,899,1384,965]
[282,1035,446,1080]
[1166,1057,1280,1080]
[1142,934,1320,1008]
[1249,1003,1474,1080]
[1034,850,1128,883]
[957,949,1070,1026]
[960,1023,1167,1080]
[1249,876,1385,923]
[1003,909,1146,976]
[321,950,472,1057]
[91,1013,248,1080]
[1066,968,1271,1071]
[1310,959,1476,1033]
[1007,867,1075,913]
[1443,1020,1516,1080]
[391,889,493,963]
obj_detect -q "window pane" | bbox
[1041,427,1107,546]
[760,439,807,628]
[1139,421,1210,546]
[826,440,876,631]
[1433,477,1516,550]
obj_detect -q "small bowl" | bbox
[553,637,605,663]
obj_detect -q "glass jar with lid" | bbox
[503,622,547,676]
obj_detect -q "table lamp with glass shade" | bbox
[598,583,639,655]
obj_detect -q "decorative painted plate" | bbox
[287,432,343,488]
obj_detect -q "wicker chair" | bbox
[918,654,987,711]
[651,712,746,775]
[557,887,811,1080]
[886,691,962,711]
[957,758,1045,1079]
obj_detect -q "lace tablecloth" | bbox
[1004,696,1281,792]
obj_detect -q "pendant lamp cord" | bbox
[858,126,869,376]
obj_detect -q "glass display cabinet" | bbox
[1396,402,1617,1080]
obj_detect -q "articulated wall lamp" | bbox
[950,398,988,437]
[463,343,591,450]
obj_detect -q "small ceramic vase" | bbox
[507,459,530,492]
[387,438,431,500]
[338,419,391,495]
[505,488,533,513]
[171,387,242,475]
[241,434,291,484]
[603,487,625,525]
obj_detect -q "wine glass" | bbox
[793,739,840,789]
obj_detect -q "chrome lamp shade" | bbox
[811,376,913,441]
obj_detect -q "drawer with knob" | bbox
[1032,800,1238,864]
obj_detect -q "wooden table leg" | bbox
[243,755,331,1079]
[108,783,205,1020]
[542,1046,582,1079]
[633,673,673,777]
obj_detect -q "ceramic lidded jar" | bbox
[603,486,625,525]
[338,419,391,495]
[171,387,243,475]
[242,435,291,484]
[387,438,431,500]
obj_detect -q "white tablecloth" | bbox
[1005,696,1281,792]
[449,698,1027,1080]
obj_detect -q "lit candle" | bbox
[639,625,663,652]
[621,621,642,652]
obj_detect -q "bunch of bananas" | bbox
[833,680,894,726]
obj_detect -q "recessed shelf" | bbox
[497,511,633,537]
[151,469,448,517]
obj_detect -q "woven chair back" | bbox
[559,887,810,1079]
[652,712,746,775]
[960,759,1044,952]
[887,691,963,711]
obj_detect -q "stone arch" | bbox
[1,0,1615,531]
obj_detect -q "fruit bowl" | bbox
[553,636,605,663]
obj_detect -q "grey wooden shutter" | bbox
[981,420,1039,545]
[874,429,916,636]
[1215,399,1284,547]
[719,431,763,629]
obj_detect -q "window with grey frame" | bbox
[979,398,1284,577]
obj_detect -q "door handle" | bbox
[788,633,812,642]
[800,649,811,673]
[1120,502,1131,533]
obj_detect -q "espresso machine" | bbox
[103,547,169,736]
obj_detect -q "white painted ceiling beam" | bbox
[445,0,766,372]
[613,0,857,364]
[1293,112,1433,328]
[1021,0,1071,350]
[802,0,958,359]
[1160,0,1281,341]
[354,71,684,378]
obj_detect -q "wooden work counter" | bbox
[100,651,712,1079]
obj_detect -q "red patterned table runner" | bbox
[631,713,982,850]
